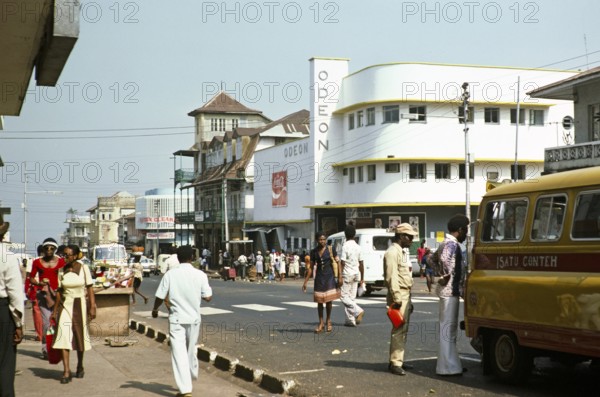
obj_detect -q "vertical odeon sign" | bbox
[309,57,348,203]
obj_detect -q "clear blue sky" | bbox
[2,0,599,253]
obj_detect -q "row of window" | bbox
[343,163,527,183]
[482,191,600,241]
[347,106,545,129]
[210,118,239,132]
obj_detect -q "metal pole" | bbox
[23,175,27,255]
[223,178,230,253]
[514,76,521,182]
[462,82,472,266]
[462,82,471,222]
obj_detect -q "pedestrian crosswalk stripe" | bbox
[232,304,286,311]
[202,307,234,315]
[133,310,169,318]
[282,301,340,308]
[354,298,386,305]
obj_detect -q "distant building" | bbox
[175,91,272,255]
[87,191,136,246]
[61,212,91,253]
[135,188,194,259]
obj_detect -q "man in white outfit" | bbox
[340,225,365,326]
[152,245,213,397]
[436,214,469,376]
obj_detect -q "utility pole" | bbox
[223,178,230,253]
[513,76,521,182]
[462,82,472,266]
[461,82,471,222]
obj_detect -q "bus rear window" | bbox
[572,190,600,239]
[481,199,528,242]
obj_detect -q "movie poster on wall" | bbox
[272,170,288,207]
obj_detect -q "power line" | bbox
[0,131,193,140]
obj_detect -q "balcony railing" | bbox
[175,168,197,184]
[192,208,246,223]
[544,141,600,173]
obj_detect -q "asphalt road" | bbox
[132,273,598,397]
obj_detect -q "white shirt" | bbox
[238,254,247,264]
[341,239,363,276]
[155,263,212,325]
[0,244,25,325]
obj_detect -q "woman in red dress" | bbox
[29,237,65,359]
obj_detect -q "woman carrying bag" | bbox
[303,231,342,333]
[51,245,96,384]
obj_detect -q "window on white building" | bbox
[366,108,375,125]
[385,163,400,173]
[343,168,348,176]
[232,118,239,129]
[510,109,526,124]
[383,106,400,123]
[409,105,426,122]
[348,113,355,130]
[349,168,355,184]
[591,103,600,141]
[529,109,544,126]
[486,171,499,182]
[409,163,426,180]
[367,164,376,181]
[211,118,218,131]
[357,111,364,127]
[435,163,451,179]
[511,164,526,180]
[484,107,500,124]
[459,163,475,181]
[357,166,364,182]
[458,106,474,123]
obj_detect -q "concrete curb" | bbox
[129,319,296,395]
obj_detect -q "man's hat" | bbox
[395,223,418,236]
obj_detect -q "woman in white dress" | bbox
[51,245,96,384]
[255,251,264,280]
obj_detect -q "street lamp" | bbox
[22,175,62,255]
[154,199,160,263]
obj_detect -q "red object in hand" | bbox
[387,306,405,329]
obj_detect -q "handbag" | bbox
[313,288,341,303]
[46,321,62,364]
[387,305,405,329]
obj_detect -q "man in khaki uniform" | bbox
[385,223,418,375]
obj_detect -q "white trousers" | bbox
[436,295,463,375]
[340,273,363,324]
[169,322,200,394]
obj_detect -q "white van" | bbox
[327,228,394,295]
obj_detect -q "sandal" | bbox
[326,322,333,333]
[60,372,71,384]
[314,323,324,334]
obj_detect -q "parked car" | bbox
[410,254,421,277]
[129,256,156,277]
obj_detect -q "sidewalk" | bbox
[15,304,271,397]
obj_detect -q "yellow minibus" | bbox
[465,166,600,383]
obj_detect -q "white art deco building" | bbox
[251,59,576,250]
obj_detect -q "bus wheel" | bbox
[489,331,532,384]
